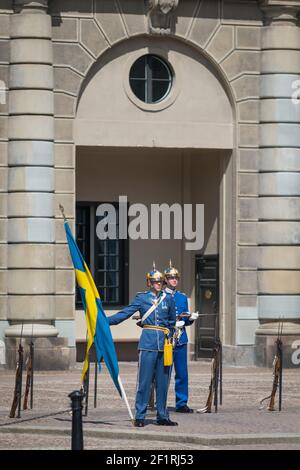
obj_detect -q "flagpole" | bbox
[117,375,134,424]
[59,204,134,425]
[59,204,67,222]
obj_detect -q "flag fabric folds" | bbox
[64,221,122,397]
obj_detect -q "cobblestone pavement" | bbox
[0,433,216,451]
[0,362,300,450]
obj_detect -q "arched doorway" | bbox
[74,36,235,360]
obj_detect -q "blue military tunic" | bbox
[164,287,194,410]
[108,290,176,421]
[108,290,176,351]
[164,287,193,345]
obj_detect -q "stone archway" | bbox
[75,36,234,149]
[73,34,236,355]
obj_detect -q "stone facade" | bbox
[0,0,299,368]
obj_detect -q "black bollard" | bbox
[94,360,97,408]
[69,390,84,450]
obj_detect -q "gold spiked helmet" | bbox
[164,259,180,279]
[146,261,164,286]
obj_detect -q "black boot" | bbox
[176,405,194,413]
[156,419,178,426]
[134,419,145,427]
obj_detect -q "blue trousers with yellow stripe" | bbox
[173,343,189,409]
[135,350,171,421]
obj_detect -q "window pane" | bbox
[76,202,127,307]
[107,288,117,303]
[97,240,105,255]
[129,56,146,79]
[107,272,117,286]
[129,79,146,102]
[76,223,84,240]
[151,56,170,80]
[76,206,90,307]
[97,255,105,270]
[76,209,84,224]
[97,271,105,286]
[129,55,172,104]
[152,80,170,103]
[107,256,117,270]
[108,240,117,255]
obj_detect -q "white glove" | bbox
[176,320,185,328]
[190,312,199,320]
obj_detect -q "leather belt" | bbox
[143,325,170,336]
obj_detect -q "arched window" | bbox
[129,54,173,104]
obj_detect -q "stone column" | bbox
[0,5,11,365]
[256,0,300,366]
[4,0,68,368]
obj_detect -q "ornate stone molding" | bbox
[5,324,58,338]
[259,0,300,24]
[14,0,49,13]
[256,321,300,335]
[147,0,179,35]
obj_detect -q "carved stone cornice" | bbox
[14,0,49,13]
[147,0,179,35]
[259,0,300,24]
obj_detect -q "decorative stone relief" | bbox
[14,0,48,12]
[147,0,179,35]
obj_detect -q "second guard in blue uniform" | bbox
[108,264,177,427]
[164,261,199,413]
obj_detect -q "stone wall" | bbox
[0,2,12,352]
[0,0,299,367]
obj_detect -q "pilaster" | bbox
[256,0,300,365]
[5,0,75,368]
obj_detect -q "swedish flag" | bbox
[64,221,122,396]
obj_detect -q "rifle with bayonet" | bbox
[259,319,283,412]
[9,323,24,418]
[197,315,222,413]
[23,325,34,410]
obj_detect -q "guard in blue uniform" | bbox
[164,261,199,413]
[108,263,177,427]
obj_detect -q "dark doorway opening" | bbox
[195,255,219,359]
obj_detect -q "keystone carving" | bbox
[147,0,179,35]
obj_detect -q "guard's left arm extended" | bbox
[108,295,141,326]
